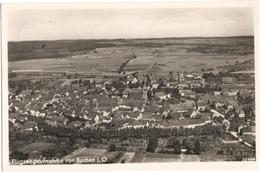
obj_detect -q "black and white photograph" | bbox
[1,0,259,170]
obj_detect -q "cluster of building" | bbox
[8,66,255,161]
[9,68,254,130]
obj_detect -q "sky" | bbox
[8,7,254,41]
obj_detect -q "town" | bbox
[8,53,255,163]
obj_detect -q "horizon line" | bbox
[8,35,254,43]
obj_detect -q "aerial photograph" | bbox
[7,6,255,164]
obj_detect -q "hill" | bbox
[8,36,254,62]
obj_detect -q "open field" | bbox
[18,142,56,154]
[142,152,181,162]
[9,37,254,74]
[62,147,107,160]
[133,152,202,162]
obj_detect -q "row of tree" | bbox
[36,120,223,141]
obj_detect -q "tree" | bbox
[171,88,181,98]
[194,139,201,155]
[173,139,182,154]
[182,138,191,154]
[147,134,158,153]
[169,71,173,81]
[108,144,116,152]
[252,141,256,149]
[10,150,29,160]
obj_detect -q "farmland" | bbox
[9,36,254,75]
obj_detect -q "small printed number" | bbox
[243,158,256,161]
